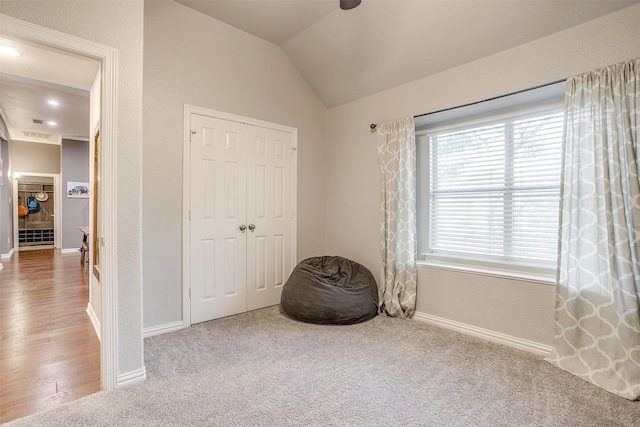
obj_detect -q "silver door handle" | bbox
[248,224,256,231]
[239,224,247,232]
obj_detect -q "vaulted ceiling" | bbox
[175,0,639,108]
[0,0,637,146]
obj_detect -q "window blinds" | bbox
[427,107,563,263]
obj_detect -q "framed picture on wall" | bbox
[67,181,90,198]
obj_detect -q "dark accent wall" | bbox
[0,139,12,255]
[61,139,89,249]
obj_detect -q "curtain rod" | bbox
[369,78,567,131]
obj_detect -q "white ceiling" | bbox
[0,37,99,144]
[175,0,639,108]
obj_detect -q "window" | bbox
[416,83,565,278]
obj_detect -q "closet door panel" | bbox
[190,114,247,324]
[246,125,294,311]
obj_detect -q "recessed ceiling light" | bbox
[0,46,20,56]
[47,99,60,106]
[47,121,57,126]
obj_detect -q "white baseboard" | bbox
[413,311,552,356]
[143,321,185,338]
[118,367,147,387]
[62,247,81,254]
[86,303,101,342]
[1,248,15,259]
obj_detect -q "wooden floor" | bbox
[0,249,100,423]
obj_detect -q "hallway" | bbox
[0,249,100,423]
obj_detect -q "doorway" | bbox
[1,11,120,404]
[12,173,61,250]
[0,42,98,421]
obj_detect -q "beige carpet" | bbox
[7,306,640,426]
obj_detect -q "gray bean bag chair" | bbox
[280,256,378,325]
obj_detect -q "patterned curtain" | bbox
[376,117,417,318]
[546,58,640,400]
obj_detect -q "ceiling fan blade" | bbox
[340,0,361,11]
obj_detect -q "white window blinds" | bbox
[426,107,563,264]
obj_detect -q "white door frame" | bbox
[183,105,298,327]
[12,172,61,250]
[0,14,119,390]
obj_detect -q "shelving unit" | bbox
[17,182,55,247]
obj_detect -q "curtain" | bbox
[376,117,417,318]
[546,59,640,400]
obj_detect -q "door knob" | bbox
[248,224,256,231]
[239,224,247,232]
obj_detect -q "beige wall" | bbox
[0,0,144,376]
[142,1,327,328]
[326,4,640,346]
[10,141,60,174]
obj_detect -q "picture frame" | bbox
[67,181,90,198]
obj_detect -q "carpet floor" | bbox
[6,306,640,426]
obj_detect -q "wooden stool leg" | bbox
[81,242,88,266]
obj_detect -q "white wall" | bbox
[326,5,640,347]
[0,0,144,376]
[142,1,327,329]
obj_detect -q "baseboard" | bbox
[118,367,147,387]
[62,247,81,254]
[1,248,15,259]
[18,245,55,251]
[86,303,101,342]
[413,311,552,356]
[143,321,185,338]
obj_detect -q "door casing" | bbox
[0,14,121,390]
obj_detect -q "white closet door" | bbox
[246,125,295,311]
[190,114,248,324]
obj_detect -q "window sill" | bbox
[416,259,556,285]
